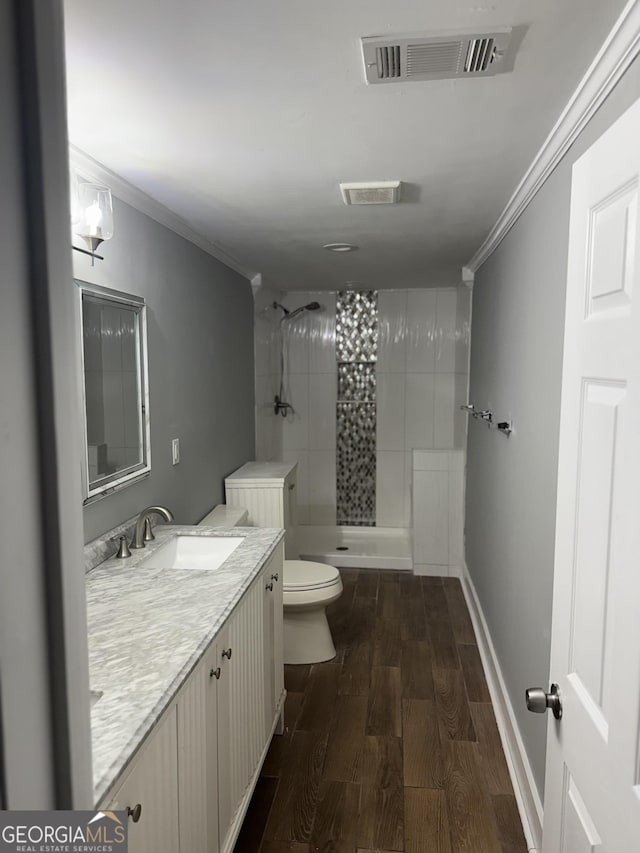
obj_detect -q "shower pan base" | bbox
[298,525,412,571]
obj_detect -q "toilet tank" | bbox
[225,461,298,558]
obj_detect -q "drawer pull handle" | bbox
[222,648,232,660]
[210,667,221,680]
[270,573,279,582]
[266,582,274,592]
[127,804,142,823]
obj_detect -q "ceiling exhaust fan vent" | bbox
[340,181,402,205]
[362,28,514,84]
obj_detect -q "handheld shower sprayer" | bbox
[273,301,323,415]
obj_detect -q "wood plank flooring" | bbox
[233,571,527,853]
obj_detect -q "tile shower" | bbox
[253,284,471,573]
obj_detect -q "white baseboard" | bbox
[461,563,543,852]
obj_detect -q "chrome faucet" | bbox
[130,506,174,549]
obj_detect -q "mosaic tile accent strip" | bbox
[338,362,376,402]
[336,290,379,362]
[336,290,378,526]
[337,403,376,526]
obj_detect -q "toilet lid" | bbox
[283,559,341,592]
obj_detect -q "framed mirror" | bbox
[77,281,151,502]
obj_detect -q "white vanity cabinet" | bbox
[104,541,284,853]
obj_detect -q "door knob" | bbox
[526,683,562,720]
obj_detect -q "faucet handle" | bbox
[116,536,132,559]
[143,517,155,543]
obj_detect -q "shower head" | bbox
[284,302,322,321]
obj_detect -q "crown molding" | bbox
[467,0,640,272]
[69,145,256,280]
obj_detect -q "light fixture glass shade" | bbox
[76,182,114,242]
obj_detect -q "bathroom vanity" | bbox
[86,525,285,853]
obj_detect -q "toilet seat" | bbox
[282,559,343,611]
[283,559,340,592]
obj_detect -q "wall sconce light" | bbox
[71,174,114,264]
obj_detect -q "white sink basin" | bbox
[142,535,244,571]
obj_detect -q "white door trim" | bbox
[462,562,543,852]
[466,0,640,273]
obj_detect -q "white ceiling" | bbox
[63,0,626,291]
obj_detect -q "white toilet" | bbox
[223,461,344,665]
[281,559,343,664]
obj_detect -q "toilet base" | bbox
[283,607,336,665]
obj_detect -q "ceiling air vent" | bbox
[340,181,402,205]
[361,28,513,85]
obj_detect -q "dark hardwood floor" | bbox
[233,571,527,853]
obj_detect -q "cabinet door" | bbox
[271,544,285,717]
[177,657,209,853]
[204,642,220,853]
[217,580,266,851]
[263,543,285,731]
[108,708,179,853]
[215,619,233,849]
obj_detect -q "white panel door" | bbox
[542,98,640,851]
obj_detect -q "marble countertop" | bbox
[86,524,284,805]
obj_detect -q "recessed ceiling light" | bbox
[323,242,359,253]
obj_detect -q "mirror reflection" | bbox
[78,282,150,501]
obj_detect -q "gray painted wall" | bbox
[78,197,255,542]
[465,57,640,799]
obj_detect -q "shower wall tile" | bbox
[454,372,470,449]
[378,290,408,373]
[376,451,405,527]
[404,451,413,527]
[455,285,472,376]
[411,450,465,575]
[449,458,465,572]
[282,318,309,375]
[406,290,437,372]
[256,286,468,531]
[309,373,337,450]
[309,450,337,525]
[281,373,309,451]
[434,373,456,449]
[377,373,405,451]
[254,283,284,461]
[412,468,449,565]
[435,290,457,372]
[309,292,336,374]
[405,373,435,450]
